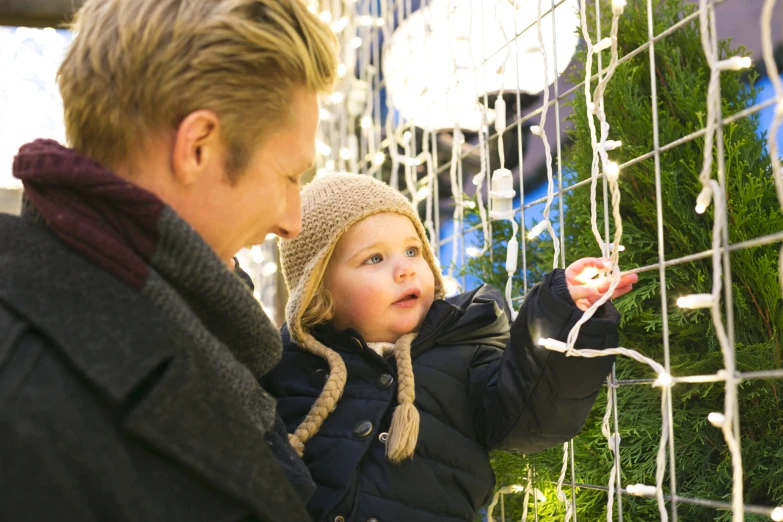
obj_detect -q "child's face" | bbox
[325,213,435,343]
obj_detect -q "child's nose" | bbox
[394,259,416,282]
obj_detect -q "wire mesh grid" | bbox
[312,0,783,520]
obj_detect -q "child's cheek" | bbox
[349,281,386,322]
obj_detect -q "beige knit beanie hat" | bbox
[279,172,445,463]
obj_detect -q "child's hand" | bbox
[565,257,639,312]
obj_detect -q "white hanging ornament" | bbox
[383,0,580,130]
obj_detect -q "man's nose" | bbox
[272,189,302,239]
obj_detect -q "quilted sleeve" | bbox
[468,269,619,453]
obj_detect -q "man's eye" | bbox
[365,254,383,265]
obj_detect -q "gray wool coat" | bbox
[0,214,311,522]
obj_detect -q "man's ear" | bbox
[171,110,222,186]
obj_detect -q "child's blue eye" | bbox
[406,246,420,257]
[365,254,383,265]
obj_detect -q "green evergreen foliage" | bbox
[462,1,783,519]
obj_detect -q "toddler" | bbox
[264,173,637,522]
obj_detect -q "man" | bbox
[0,1,336,520]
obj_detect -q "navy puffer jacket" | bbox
[263,269,620,522]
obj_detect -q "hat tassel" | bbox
[386,332,420,463]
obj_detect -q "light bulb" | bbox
[325,160,336,170]
[330,91,345,104]
[319,108,331,120]
[538,338,568,352]
[707,412,726,428]
[339,147,353,160]
[771,507,783,522]
[604,161,620,183]
[319,10,332,23]
[654,372,673,388]
[350,37,362,49]
[250,246,264,264]
[336,63,347,77]
[315,140,332,157]
[506,238,518,274]
[611,0,627,14]
[626,484,657,497]
[716,56,752,71]
[331,17,348,33]
[608,242,625,252]
[316,168,328,178]
[360,115,372,129]
[530,125,542,136]
[442,275,461,297]
[376,18,385,27]
[402,131,412,144]
[677,294,714,309]
[695,186,712,214]
[261,262,278,276]
[575,266,600,284]
[534,488,547,503]
[527,220,549,240]
[602,140,622,151]
[593,37,613,53]
[415,187,431,200]
[373,152,385,165]
[494,98,506,132]
[466,246,482,258]
[358,15,373,26]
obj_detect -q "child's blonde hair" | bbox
[58,0,337,175]
[300,280,334,331]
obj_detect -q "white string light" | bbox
[698,1,747,517]
[530,0,560,269]
[543,0,630,518]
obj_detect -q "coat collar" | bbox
[295,283,511,358]
[0,214,310,522]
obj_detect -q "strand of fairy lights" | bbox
[464,0,492,260]
[314,2,783,519]
[761,0,783,300]
[488,1,520,319]
[697,0,747,518]
[443,0,471,294]
[525,0,561,272]
[544,1,760,520]
[545,0,628,519]
[486,468,545,522]
[536,1,781,521]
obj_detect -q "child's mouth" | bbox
[393,290,420,308]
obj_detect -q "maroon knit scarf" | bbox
[13,139,164,291]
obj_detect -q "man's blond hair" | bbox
[58,0,337,175]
